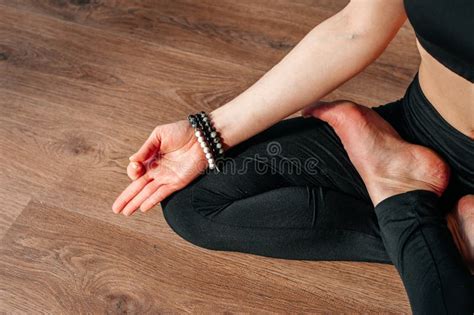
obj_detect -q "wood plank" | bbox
[0,186,30,240]
[0,0,334,69]
[0,201,410,313]
[0,5,256,203]
[0,93,76,202]
[0,4,257,111]
[0,1,420,105]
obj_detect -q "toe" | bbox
[457,195,474,218]
[309,100,362,129]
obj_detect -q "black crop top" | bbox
[404,0,474,82]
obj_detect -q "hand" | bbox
[112,120,207,216]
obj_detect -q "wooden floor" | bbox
[0,0,421,313]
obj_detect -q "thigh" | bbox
[163,180,390,263]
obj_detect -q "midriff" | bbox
[417,40,474,140]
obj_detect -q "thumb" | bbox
[129,128,161,163]
[127,161,145,180]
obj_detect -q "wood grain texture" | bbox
[0,186,30,239]
[0,0,419,313]
[0,202,409,313]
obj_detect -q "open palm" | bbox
[112,120,207,216]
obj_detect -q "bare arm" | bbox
[212,0,407,149]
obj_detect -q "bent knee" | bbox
[161,187,225,251]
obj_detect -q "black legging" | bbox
[161,75,474,314]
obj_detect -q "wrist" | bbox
[188,112,224,170]
[210,102,260,150]
[209,107,239,151]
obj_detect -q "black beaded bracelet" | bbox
[188,112,224,171]
[197,112,224,157]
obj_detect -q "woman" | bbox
[113,0,474,313]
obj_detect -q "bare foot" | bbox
[447,195,474,273]
[305,101,450,205]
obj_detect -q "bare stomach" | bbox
[417,41,474,140]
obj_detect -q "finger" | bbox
[122,180,161,216]
[127,161,145,180]
[129,129,161,163]
[112,175,151,214]
[140,184,177,212]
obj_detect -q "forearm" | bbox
[211,1,406,149]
